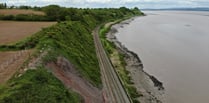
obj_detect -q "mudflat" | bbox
[115,11,209,103]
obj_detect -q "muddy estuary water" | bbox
[115,11,209,103]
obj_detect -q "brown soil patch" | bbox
[0,50,32,84]
[0,9,45,16]
[46,57,104,103]
[0,21,56,45]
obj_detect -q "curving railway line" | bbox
[93,26,130,103]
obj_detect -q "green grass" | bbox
[0,21,102,87]
[0,67,81,103]
[40,21,101,87]
[0,21,101,103]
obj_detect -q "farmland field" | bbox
[0,9,45,15]
[0,21,56,44]
[0,50,32,83]
[0,20,56,83]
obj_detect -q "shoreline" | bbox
[106,17,165,103]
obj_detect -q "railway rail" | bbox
[93,26,130,103]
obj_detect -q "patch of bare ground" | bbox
[0,9,45,16]
[0,50,32,84]
[46,57,104,103]
[0,21,56,45]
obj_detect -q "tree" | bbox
[19,5,32,9]
[0,3,7,9]
[132,7,143,15]
[42,5,62,21]
[119,7,131,15]
[134,7,139,11]
[42,5,71,21]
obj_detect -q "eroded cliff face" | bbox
[46,57,103,103]
[106,19,165,103]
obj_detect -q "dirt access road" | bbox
[93,26,130,103]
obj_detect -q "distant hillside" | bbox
[142,7,209,11]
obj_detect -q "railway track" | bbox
[93,26,130,103]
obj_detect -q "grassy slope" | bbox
[0,68,80,103]
[40,21,101,87]
[0,21,100,102]
[1,20,101,86]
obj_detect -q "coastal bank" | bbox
[100,17,165,103]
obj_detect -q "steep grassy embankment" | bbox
[40,21,101,86]
[0,68,80,103]
[0,21,101,102]
[0,21,100,103]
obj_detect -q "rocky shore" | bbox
[106,18,165,103]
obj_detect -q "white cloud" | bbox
[86,0,112,3]
[1,0,209,8]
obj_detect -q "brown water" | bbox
[115,11,209,103]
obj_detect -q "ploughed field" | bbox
[0,21,56,83]
[0,21,56,44]
[0,9,45,15]
[0,50,32,83]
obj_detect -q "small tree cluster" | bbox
[0,3,7,9]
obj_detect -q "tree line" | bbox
[0,3,41,9]
[0,4,143,22]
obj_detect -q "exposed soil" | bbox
[46,57,103,103]
[0,21,56,45]
[0,9,45,16]
[106,18,165,103]
[0,50,32,84]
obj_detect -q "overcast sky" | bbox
[1,0,209,9]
